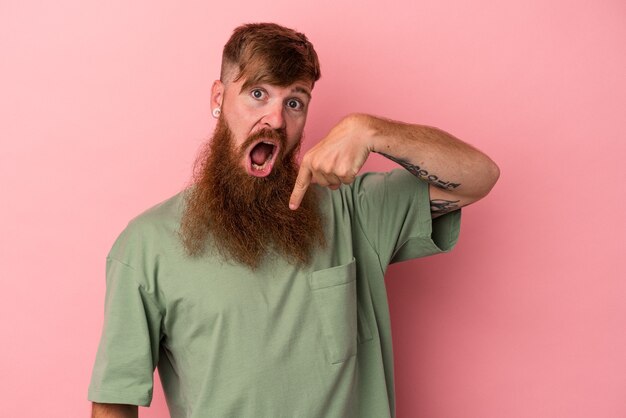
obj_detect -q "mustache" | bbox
[238,127,288,155]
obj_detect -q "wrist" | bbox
[344,113,385,152]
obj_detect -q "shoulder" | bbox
[108,189,188,262]
[321,169,421,206]
[354,169,421,189]
[313,169,420,229]
[129,189,187,229]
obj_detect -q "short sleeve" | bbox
[351,169,461,266]
[88,257,163,406]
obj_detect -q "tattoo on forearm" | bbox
[376,151,461,190]
[430,199,460,215]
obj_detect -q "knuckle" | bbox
[337,167,356,182]
[337,168,349,178]
[301,154,313,166]
[312,161,327,173]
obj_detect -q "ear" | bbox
[211,79,224,113]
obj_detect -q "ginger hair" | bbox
[220,22,321,88]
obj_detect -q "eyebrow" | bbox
[292,86,312,100]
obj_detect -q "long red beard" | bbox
[179,118,325,269]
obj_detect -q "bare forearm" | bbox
[358,114,500,201]
[91,403,138,418]
[289,112,499,212]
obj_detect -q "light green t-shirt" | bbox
[88,169,461,418]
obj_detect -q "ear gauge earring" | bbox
[212,107,221,118]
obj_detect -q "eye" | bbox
[286,99,303,110]
[251,89,265,100]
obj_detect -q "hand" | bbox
[289,114,374,210]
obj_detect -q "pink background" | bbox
[1,0,625,417]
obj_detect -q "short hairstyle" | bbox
[221,22,321,89]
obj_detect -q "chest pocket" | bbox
[309,258,373,364]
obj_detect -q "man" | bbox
[89,23,499,418]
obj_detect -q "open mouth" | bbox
[245,139,280,177]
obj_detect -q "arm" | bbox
[289,113,500,217]
[92,403,138,418]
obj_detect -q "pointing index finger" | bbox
[289,165,312,210]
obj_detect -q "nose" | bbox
[261,101,285,130]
